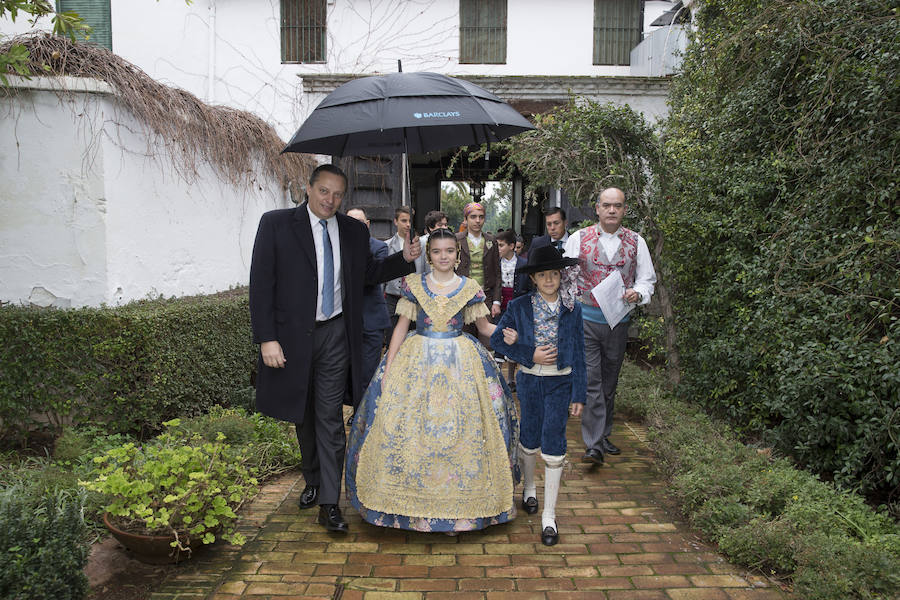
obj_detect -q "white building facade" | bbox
[3,1,684,138]
[0,1,688,306]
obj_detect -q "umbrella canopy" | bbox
[283,72,535,156]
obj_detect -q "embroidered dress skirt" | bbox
[345,330,519,532]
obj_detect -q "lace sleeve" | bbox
[463,301,490,324]
[395,297,418,321]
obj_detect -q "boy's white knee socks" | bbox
[541,453,565,530]
[519,444,538,500]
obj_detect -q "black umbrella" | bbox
[283,71,534,157]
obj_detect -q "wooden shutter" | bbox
[57,0,112,50]
[459,0,507,64]
[593,0,642,66]
[281,0,327,63]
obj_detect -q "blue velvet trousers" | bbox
[515,372,574,456]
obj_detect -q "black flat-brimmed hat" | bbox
[519,244,580,274]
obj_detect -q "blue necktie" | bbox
[320,219,334,317]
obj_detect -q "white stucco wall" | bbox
[0,76,291,308]
[2,1,678,140]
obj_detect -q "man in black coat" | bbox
[249,164,420,533]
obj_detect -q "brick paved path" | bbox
[150,410,788,600]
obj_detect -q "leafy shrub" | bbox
[617,362,900,598]
[661,0,899,499]
[80,420,259,548]
[0,485,90,600]
[718,517,798,576]
[54,424,131,466]
[794,533,900,600]
[167,406,301,480]
[0,289,256,440]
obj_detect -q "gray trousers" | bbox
[295,315,350,505]
[581,319,629,452]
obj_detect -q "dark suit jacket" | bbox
[509,255,532,298]
[490,292,587,405]
[249,204,414,423]
[363,237,391,332]
[455,231,501,305]
[528,234,567,257]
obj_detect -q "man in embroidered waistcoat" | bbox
[564,188,656,465]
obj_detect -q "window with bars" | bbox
[56,0,111,50]
[281,0,326,63]
[459,0,507,64]
[593,0,642,66]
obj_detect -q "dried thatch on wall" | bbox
[1,33,314,192]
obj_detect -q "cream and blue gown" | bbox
[345,274,519,532]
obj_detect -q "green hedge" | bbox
[0,289,256,439]
[617,362,900,599]
[0,486,90,600]
[660,0,899,497]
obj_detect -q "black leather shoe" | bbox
[601,438,621,455]
[583,448,604,465]
[523,496,539,514]
[541,525,559,546]
[317,504,349,533]
[297,484,319,509]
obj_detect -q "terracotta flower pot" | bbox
[103,513,203,564]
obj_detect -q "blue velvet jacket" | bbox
[490,291,587,405]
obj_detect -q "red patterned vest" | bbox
[576,226,638,307]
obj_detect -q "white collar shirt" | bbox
[500,255,517,287]
[550,232,569,251]
[307,204,343,320]
[467,232,484,247]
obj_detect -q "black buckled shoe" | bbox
[297,484,319,509]
[523,496,539,515]
[317,504,348,533]
[583,448,604,465]
[601,438,621,455]
[541,524,559,546]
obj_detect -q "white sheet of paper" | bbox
[590,271,633,328]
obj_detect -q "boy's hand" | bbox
[570,403,583,417]
[533,344,557,365]
[501,327,518,345]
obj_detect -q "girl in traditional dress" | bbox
[345,228,520,532]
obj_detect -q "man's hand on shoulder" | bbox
[261,341,286,368]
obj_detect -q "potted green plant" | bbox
[80,419,258,563]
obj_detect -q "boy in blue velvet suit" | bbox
[491,245,586,546]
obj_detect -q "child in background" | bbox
[495,229,531,388]
[490,245,586,546]
[346,228,520,533]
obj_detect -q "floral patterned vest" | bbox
[577,226,638,307]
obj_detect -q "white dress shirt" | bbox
[550,232,569,252]
[500,256,518,288]
[564,225,657,305]
[307,204,343,320]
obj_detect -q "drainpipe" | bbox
[207,0,216,102]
